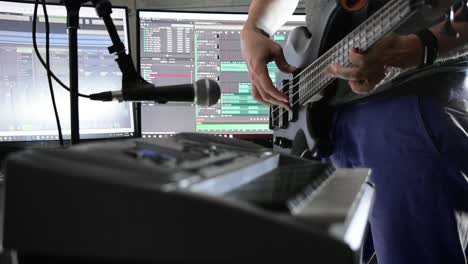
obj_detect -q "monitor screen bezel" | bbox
[136,9,305,140]
[0,0,138,146]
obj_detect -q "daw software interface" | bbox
[0,1,134,142]
[138,11,305,138]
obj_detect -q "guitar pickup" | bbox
[269,105,279,130]
[279,79,290,129]
[288,76,299,122]
[279,107,289,129]
[274,136,293,149]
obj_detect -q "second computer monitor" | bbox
[138,11,305,138]
[0,1,135,143]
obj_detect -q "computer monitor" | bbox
[0,1,135,143]
[138,10,305,139]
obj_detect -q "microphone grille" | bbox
[194,78,221,106]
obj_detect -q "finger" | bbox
[278,100,292,111]
[367,71,386,94]
[253,63,289,103]
[272,45,297,73]
[349,80,374,94]
[250,72,274,102]
[325,64,364,81]
[254,82,291,110]
[377,69,386,81]
[251,77,279,104]
[349,48,367,68]
[248,67,274,104]
[251,84,269,105]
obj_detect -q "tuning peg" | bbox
[455,0,468,22]
[443,7,460,37]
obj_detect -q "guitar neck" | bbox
[297,0,413,104]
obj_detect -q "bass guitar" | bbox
[270,0,465,158]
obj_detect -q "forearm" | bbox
[431,17,468,55]
[325,2,468,94]
[244,0,299,36]
[381,18,468,69]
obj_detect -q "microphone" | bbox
[89,78,221,106]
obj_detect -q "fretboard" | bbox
[297,0,412,104]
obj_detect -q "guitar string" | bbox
[272,2,406,123]
[270,1,409,124]
[272,0,402,100]
[269,0,406,121]
[269,0,404,116]
[271,0,404,114]
[295,0,408,104]
[270,0,406,124]
[270,0,408,124]
[268,0,402,112]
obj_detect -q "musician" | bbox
[241,0,468,263]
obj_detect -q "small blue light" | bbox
[136,149,157,157]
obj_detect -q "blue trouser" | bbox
[330,95,468,264]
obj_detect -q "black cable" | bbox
[34,0,64,146]
[42,0,64,145]
[31,4,90,99]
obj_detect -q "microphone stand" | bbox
[63,0,82,144]
[63,0,158,144]
[86,2,220,105]
[90,0,145,94]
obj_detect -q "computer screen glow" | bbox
[138,11,305,137]
[0,1,134,142]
